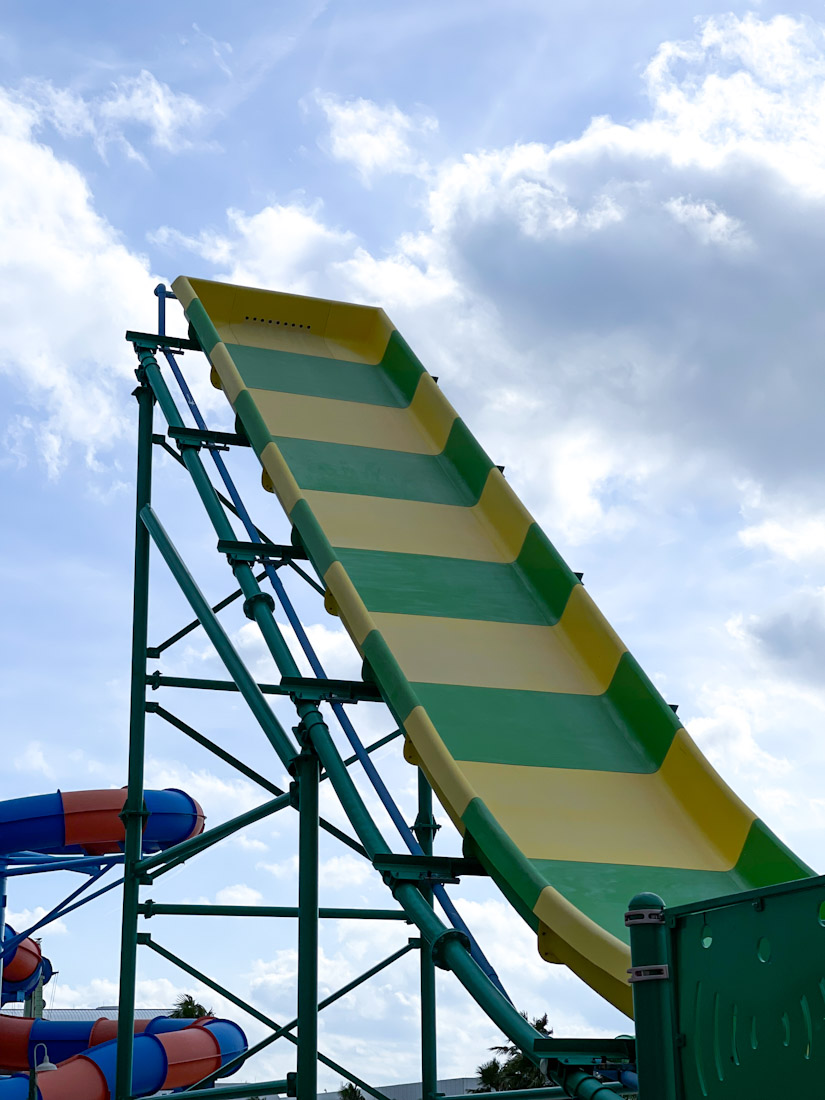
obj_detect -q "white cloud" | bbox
[315,93,437,183]
[0,89,158,475]
[153,202,355,296]
[232,833,269,853]
[13,741,56,779]
[7,907,68,937]
[740,514,825,562]
[20,70,209,162]
[215,883,263,906]
[144,758,266,820]
[318,854,372,889]
[664,196,751,248]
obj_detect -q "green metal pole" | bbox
[143,937,392,1100]
[187,942,417,1089]
[438,1089,630,1100]
[626,892,677,1100]
[137,793,290,878]
[139,505,296,768]
[115,375,154,1100]
[138,902,407,920]
[295,741,320,1100]
[414,771,438,1100]
[146,1079,289,1100]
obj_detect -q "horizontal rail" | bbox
[138,901,409,920]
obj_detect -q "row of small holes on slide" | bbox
[698,900,825,960]
[244,315,311,329]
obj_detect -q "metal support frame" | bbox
[108,290,637,1100]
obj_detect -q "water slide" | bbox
[0,789,247,1097]
[175,275,815,1018]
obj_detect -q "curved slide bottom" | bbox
[0,1017,247,1099]
[1,929,52,1004]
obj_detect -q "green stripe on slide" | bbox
[411,654,680,773]
[335,548,562,625]
[224,329,419,407]
[185,297,222,355]
[273,436,478,504]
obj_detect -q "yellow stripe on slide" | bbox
[304,470,534,561]
[247,373,456,454]
[535,892,633,1016]
[458,728,755,870]
[360,585,625,694]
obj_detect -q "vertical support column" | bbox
[414,771,438,1100]
[0,859,7,997]
[626,892,678,1100]
[114,377,154,1100]
[294,736,319,1100]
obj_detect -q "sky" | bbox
[3,0,825,1089]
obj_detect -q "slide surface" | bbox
[175,275,814,1015]
[0,789,248,1096]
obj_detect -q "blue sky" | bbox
[4,0,825,1088]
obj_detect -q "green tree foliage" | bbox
[339,1082,365,1099]
[470,1014,551,1092]
[169,993,213,1018]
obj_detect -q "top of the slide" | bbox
[174,275,813,1016]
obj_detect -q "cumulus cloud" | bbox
[20,70,209,161]
[0,89,158,475]
[14,740,56,779]
[216,883,264,906]
[314,92,437,182]
[152,202,355,296]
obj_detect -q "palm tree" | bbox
[169,993,212,1018]
[339,1082,365,1099]
[470,1014,551,1092]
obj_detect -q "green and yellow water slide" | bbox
[174,276,812,1018]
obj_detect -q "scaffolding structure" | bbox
[111,285,637,1100]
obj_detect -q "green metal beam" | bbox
[146,570,266,658]
[185,942,417,1092]
[168,425,250,448]
[415,771,438,1100]
[147,704,283,796]
[144,706,367,860]
[438,1088,631,1100]
[332,727,403,776]
[126,330,199,352]
[140,504,297,768]
[295,743,319,1100]
[152,436,276,549]
[626,893,676,1100]
[138,901,408,920]
[114,373,154,1100]
[146,672,291,695]
[146,1079,288,1100]
[137,794,289,879]
[143,936,392,1100]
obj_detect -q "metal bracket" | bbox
[218,539,309,565]
[125,330,200,352]
[281,675,383,705]
[372,853,486,887]
[430,928,471,969]
[627,963,670,983]
[625,908,665,926]
[169,426,250,451]
[534,1036,636,1062]
[242,592,276,620]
